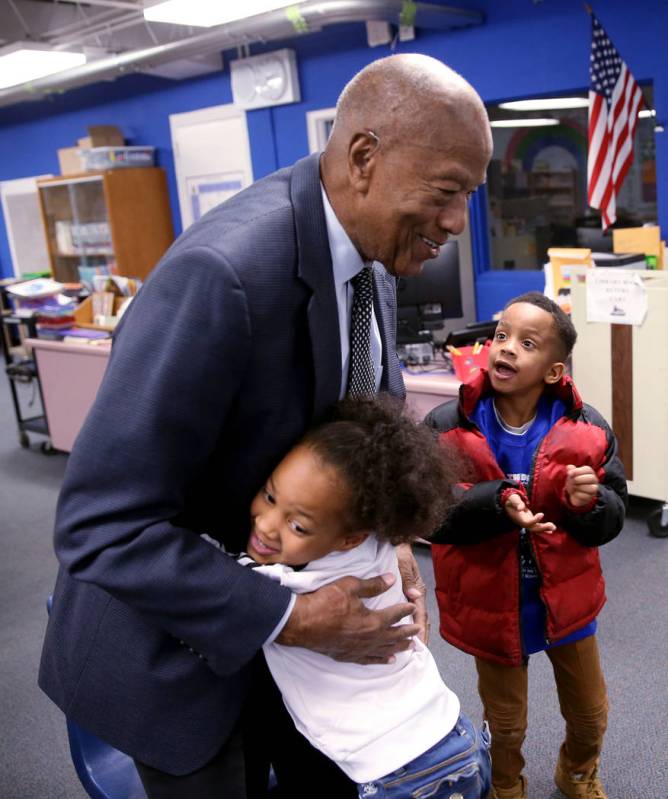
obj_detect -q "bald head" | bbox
[327,53,490,154]
[320,54,492,279]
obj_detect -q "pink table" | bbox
[402,370,461,419]
[24,341,461,453]
[26,338,110,453]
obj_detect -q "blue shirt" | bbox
[471,394,597,655]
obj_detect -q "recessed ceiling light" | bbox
[144,0,296,28]
[0,42,86,90]
[490,118,560,128]
[499,98,589,111]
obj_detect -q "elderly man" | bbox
[39,53,492,798]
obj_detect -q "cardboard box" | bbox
[545,248,593,314]
[58,146,85,175]
[613,226,663,268]
[79,125,125,149]
[73,294,127,331]
[58,125,125,175]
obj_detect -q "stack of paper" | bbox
[544,248,592,314]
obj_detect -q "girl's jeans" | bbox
[356,713,491,799]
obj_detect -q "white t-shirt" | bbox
[247,537,460,783]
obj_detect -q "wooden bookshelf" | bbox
[36,168,174,284]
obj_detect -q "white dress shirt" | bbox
[320,184,383,398]
[264,185,386,644]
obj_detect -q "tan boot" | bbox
[555,758,608,799]
[490,775,528,799]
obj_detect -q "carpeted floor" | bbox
[0,371,666,798]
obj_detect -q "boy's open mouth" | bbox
[493,360,517,378]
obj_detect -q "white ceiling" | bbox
[1,0,199,57]
[0,1,485,108]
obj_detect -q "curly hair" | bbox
[300,395,460,545]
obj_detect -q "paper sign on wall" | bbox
[187,172,245,222]
[586,269,648,326]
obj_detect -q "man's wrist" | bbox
[264,593,297,646]
[275,593,307,646]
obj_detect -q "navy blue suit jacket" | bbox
[39,153,405,774]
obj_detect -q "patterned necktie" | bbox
[346,265,376,398]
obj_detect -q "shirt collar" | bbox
[320,182,370,286]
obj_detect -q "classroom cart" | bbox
[0,284,52,451]
[570,267,668,537]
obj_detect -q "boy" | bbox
[427,292,627,799]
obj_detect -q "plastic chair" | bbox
[46,596,281,798]
[66,721,147,799]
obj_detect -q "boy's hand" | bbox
[565,464,599,507]
[504,492,556,534]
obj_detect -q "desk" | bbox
[26,338,110,453]
[23,342,460,453]
[403,370,461,419]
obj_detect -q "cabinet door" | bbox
[38,175,113,284]
[0,175,53,278]
[103,168,174,280]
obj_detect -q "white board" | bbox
[169,104,253,231]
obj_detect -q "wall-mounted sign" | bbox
[586,268,648,326]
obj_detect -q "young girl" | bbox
[239,395,491,799]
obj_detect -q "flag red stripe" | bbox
[588,95,610,205]
[587,20,644,229]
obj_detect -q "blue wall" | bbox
[1,0,666,319]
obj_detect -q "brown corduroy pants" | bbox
[475,635,608,793]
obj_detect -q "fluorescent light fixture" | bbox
[144,0,296,27]
[499,97,589,111]
[0,42,86,90]
[490,118,560,128]
[639,108,656,118]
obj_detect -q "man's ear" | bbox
[544,361,565,385]
[347,131,380,193]
[335,530,370,552]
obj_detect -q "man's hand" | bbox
[505,492,555,534]
[565,464,599,507]
[396,542,429,644]
[276,573,418,664]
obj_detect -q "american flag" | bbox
[587,13,644,228]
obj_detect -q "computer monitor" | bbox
[576,226,614,252]
[396,241,463,344]
[445,320,498,348]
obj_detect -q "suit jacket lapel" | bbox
[372,264,395,391]
[373,264,406,398]
[290,154,341,421]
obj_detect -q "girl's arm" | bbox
[429,479,526,545]
[425,399,527,545]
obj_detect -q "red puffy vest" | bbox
[431,371,620,666]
